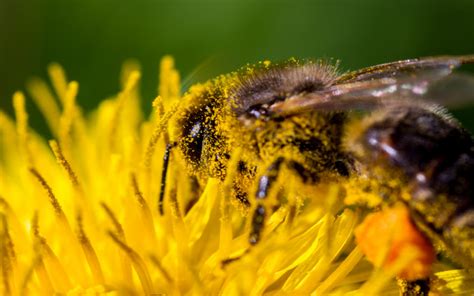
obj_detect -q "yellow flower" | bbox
[0,56,472,295]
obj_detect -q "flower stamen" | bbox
[31,214,72,293]
[130,173,157,246]
[26,78,61,137]
[28,168,63,218]
[58,81,78,157]
[49,140,81,192]
[12,92,32,165]
[47,63,68,104]
[0,214,15,295]
[143,101,180,170]
[108,231,154,295]
[76,214,105,285]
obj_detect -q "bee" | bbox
[162,55,474,293]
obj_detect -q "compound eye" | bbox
[181,118,206,167]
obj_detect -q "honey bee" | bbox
[162,55,474,293]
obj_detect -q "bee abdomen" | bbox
[360,107,474,266]
[363,108,474,227]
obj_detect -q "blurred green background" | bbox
[1,0,474,133]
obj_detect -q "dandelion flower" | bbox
[0,56,473,295]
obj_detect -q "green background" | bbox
[1,0,474,133]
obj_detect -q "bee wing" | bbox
[270,72,474,115]
[335,55,474,84]
[269,78,407,115]
[426,73,474,109]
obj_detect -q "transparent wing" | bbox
[335,55,474,84]
[426,73,474,109]
[270,78,414,115]
[270,71,474,116]
[270,55,474,116]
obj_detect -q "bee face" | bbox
[168,55,474,281]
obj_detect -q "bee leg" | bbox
[158,142,176,215]
[234,185,251,208]
[231,161,254,211]
[249,157,285,245]
[397,278,430,296]
[233,160,256,209]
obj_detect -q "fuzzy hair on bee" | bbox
[169,60,351,210]
[162,55,474,295]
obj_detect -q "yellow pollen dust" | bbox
[0,56,471,296]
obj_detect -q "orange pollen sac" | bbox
[355,204,436,280]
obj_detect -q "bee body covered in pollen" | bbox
[170,61,351,203]
[164,55,474,295]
